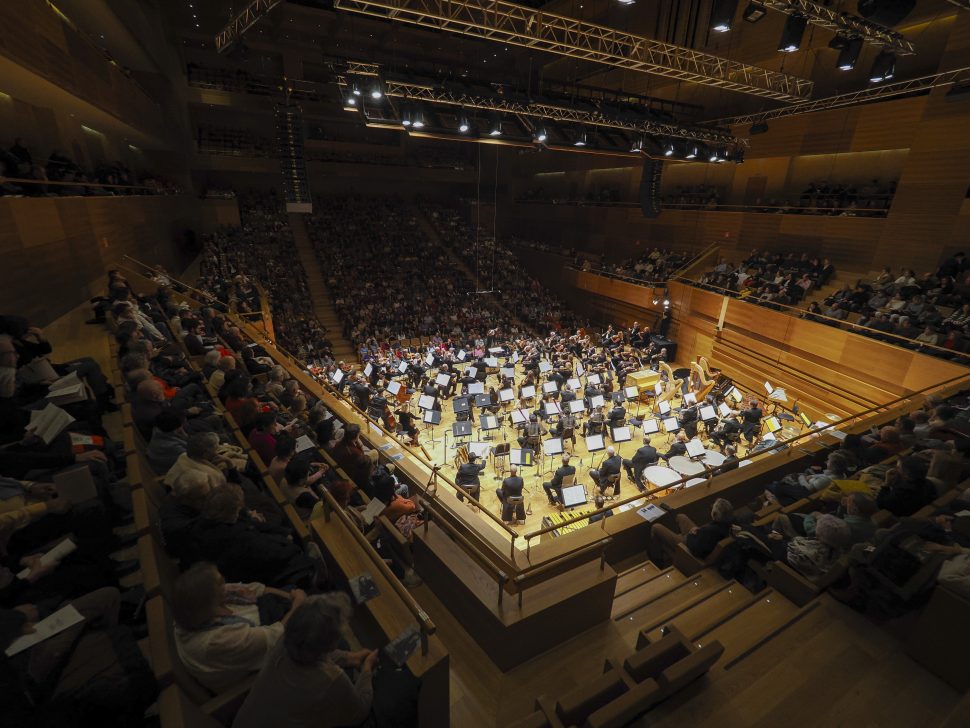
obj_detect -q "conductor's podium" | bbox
[628,369,661,393]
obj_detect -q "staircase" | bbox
[274,103,311,207]
[287,213,358,364]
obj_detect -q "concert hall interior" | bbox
[5,1,970,727]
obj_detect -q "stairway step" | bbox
[611,567,687,620]
[615,560,662,598]
[618,570,727,629]
[641,581,760,643]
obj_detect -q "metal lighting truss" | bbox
[336,61,744,146]
[760,0,915,55]
[711,65,970,126]
[944,1,970,11]
[332,0,813,102]
[215,0,283,53]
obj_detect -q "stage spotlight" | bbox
[536,128,548,142]
[663,299,670,306]
[664,143,675,156]
[401,108,412,127]
[631,137,643,152]
[869,50,896,83]
[686,146,698,159]
[489,117,503,136]
[458,116,470,133]
[412,113,425,129]
[370,83,383,99]
[778,14,807,53]
[711,0,739,33]
[617,0,635,5]
[837,37,863,71]
[574,130,587,147]
[743,2,767,23]
[346,96,357,106]
[351,82,361,97]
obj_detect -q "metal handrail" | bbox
[1,176,169,193]
[514,198,891,216]
[520,368,970,540]
[670,275,970,364]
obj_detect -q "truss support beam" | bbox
[335,62,743,146]
[760,1,915,55]
[215,0,283,53]
[711,66,970,126]
[332,0,813,102]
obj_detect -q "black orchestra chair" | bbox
[601,473,621,500]
[502,495,526,524]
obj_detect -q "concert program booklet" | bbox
[385,623,422,667]
[348,572,380,605]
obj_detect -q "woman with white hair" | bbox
[172,561,306,692]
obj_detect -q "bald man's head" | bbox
[137,378,165,403]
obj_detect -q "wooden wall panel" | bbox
[0,197,237,325]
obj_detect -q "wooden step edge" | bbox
[679,585,767,642]
[634,579,737,635]
[720,598,822,671]
[611,569,689,621]
[614,564,674,598]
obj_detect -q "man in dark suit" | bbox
[543,454,576,506]
[678,403,699,438]
[710,414,741,450]
[517,414,547,449]
[623,436,659,491]
[590,446,622,497]
[607,403,626,427]
[560,385,577,404]
[496,465,525,523]
[739,400,763,443]
[661,432,689,461]
[455,452,487,503]
[349,376,371,410]
[718,444,740,473]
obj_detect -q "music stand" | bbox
[561,484,588,509]
[686,438,705,459]
[452,397,471,417]
[544,401,562,419]
[587,373,602,386]
[424,352,435,366]
[718,402,732,417]
[452,421,472,441]
[499,388,515,403]
[468,441,491,461]
[539,361,553,373]
[474,393,491,407]
[418,394,436,411]
[624,386,639,401]
[386,380,402,397]
[728,386,743,404]
[500,366,515,380]
[364,363,373,378]
[542,381,559,394]
[435,372,451,388]
[585,434,605,453]
[611,392,624,405]
[331,369,345,386]
[799,412,813,429]
[576,362,585,376]
[568,399,586,415]
[567,377,582,390]
[611,426,632,443]
[654,382,664,396]
[479,414,500,441]
[510,448,535,467]
[485,357,499,368]
[764,416,782,435]
[658,400,671,415]
[511,351,520,364]
[510,409,528,426]
[683,392,697,405]
[397,362,408,375]
[590,394,605,409]
[699,405,716,421]
[642,418,660,435]
[521,385,537,400]
[423,408,441,446]
[457,350,467,362]
[465,366,478,379]
[662,417,680,446]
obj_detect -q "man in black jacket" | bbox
[649,497,735,566]
[623,436,659,491]
[543,453,576,506]
[661,432,689,461]
[590,446,622,497]
[496,465,525,523]
[456,452,487,503]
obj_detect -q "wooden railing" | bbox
[0,176,175,195]
[513,198,891,217]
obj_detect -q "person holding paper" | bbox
[173,562,307,692]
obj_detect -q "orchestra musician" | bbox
[543,453,576,506]
[718,444,740,472]
[455,452,487,503]
[590,446,623,497]
[583,405,606,436]
[517,413,547,449]
[678,402,699,438]
[739,399,764,444]
[710,413,742,451]
[394,407,419,445]
[661,432,690,461]
[623,435,659,492]
[552,410,578,448]
[607,401,626,427]
[496,465,525,523]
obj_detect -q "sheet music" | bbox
[435,372,451,387]
[542,381,558,393]
[521,385,536,399]
[544,402,562,417]
[468,382,485,395]
[587,374,601,385]
[386,380,402,396]
[658,401,671,415]
[611,426,632,442]
[585,434,605,451]
[364,364,373,377]
[480,415,499,430]
[543,438,564,456]
[501,367,515,379]
[662,417,679,431]
[295,435,316,453]
[468,441,492,459]
[466,366,478,378]
[485,357,499,367]
[567,378,582,390]
[590,395,605,408]
[499,388,515,402]
[510,409,527,424]
[624,386,639,399]
[686,439,705,457]
[418,394,436,410]
[5,605,85,657]
[642,419,659,434]
[397,362,408,374]
[539,361,552,373]
[568,400,586,414]
[718,402,732,417]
